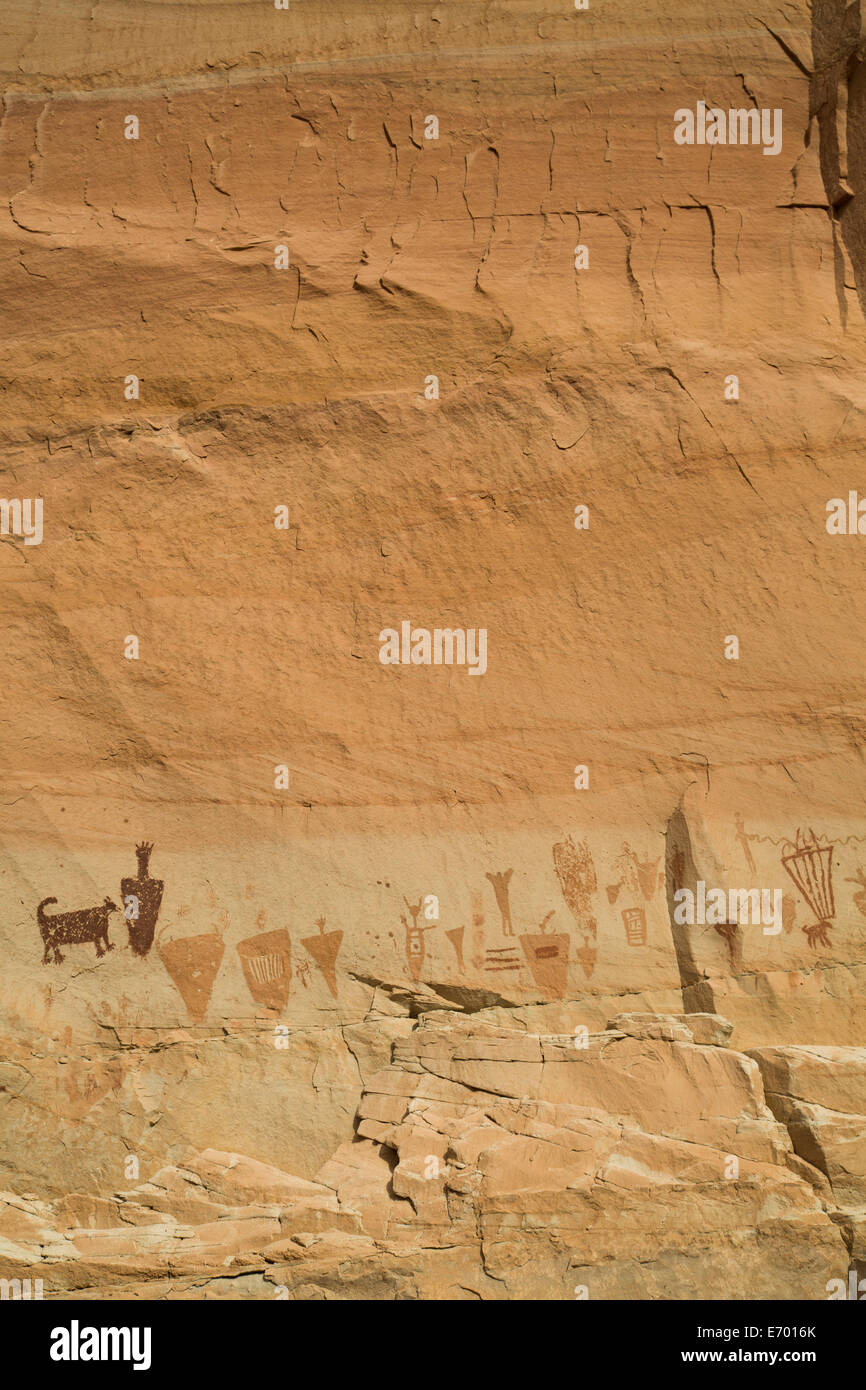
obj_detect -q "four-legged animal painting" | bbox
[38,895,118,964]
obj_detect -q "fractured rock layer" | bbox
[0,0,864,1298]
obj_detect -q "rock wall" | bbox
[0,0,864,1299]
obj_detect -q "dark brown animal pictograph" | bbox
[38,895,118,964]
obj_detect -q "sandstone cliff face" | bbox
[0,0,864,1299]
[3,1013,860,1300]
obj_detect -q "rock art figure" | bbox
[484,945,521,972]
[485,869,515,935]
[57,1061,123,1120]
[845,867,866,918]
[574,944,596,979]
[735,813,758,874]
[552,835,598,978]
[121,841,164,958]
[611,844,637,895]
[621,906,647,946]
[37,894,118,965]
[781,828,836,950]
[159,913,227,1022]
[711,918,741,970]
[402,897,437,981]
[301,916,343,998]
[470,893,485,969]
[445,925,466,972]
[610,843,659,901]
[636,856,660,900]
[237,921,292,1011]
[519,910,570,998]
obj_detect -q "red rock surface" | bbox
[0,0,864,1299]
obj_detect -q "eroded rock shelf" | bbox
[0,0,864,1301]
